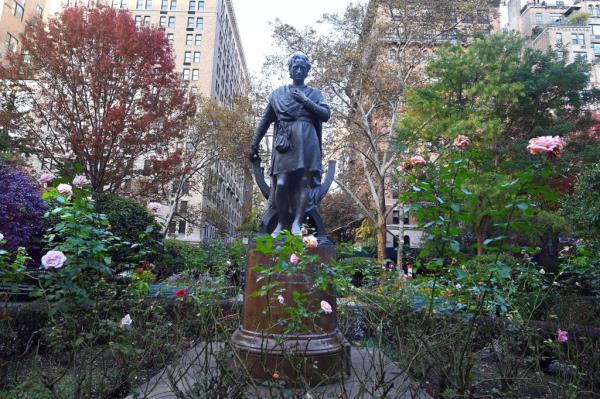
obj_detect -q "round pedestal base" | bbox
[231,328,347,385]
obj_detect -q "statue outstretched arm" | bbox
[250,104,276,157]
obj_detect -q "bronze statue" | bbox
[250,52,331,236]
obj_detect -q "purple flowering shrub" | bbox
[0,163,46,251]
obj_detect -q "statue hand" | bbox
[292,89,309,105]
[249,146,259,162]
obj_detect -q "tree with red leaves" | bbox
[1,6,195,192]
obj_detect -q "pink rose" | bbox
[556,329,568,343]
[320,300,333,314]
[120,314,133,328]
[72,175,90,188]
[41,250,67,269]
[39,172,55,186]
[290,253,299,264]
[303,235,318,249]
[147,202,162,214]
[56,184,73,196]
[527,136,566,157]
[453,135,471,150]
[410,155,426,165]
[277,295,285,305]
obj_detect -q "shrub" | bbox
[93,192,162,266]
[159,240,208,276]
[93,192,161,243]
[0,163,46,252]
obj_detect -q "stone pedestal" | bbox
[231,238,348,385]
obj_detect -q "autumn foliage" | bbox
[2,6,195,192]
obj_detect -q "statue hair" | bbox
[287,52,311,72]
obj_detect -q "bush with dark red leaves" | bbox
[0,163,46,252]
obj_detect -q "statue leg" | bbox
[272,173,290,236]
[291,171,311,236]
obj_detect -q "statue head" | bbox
[288,51,311,81]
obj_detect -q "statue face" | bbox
[289,60,309,81]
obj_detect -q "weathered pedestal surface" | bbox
[231,238,348,385]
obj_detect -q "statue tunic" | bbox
[259,85,329,176]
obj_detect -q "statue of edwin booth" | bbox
[249,52,331,236]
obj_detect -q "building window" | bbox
[188,0,195,11]
[161,0,167,9]
[170,0,176,10]
[596,5,600,17]
[592,24,600,36]
[389,48,397,61]
[198,0,204,11]
[184,51,191,63]
[136,0,143,8]
[120,0,127,8]
[36,4,43,16]
[192,69,199,80]
[594,44,600,63]
[403,235,410,247]
[187,16,194,28]
[186,34,193,45]
[549,13,562,23]
[535,13,542,24]
[556,0,564,6]
[160,15,166,27]
[185,142,194,152]
[182,180,190,194]
[195,34,202,45]
[403,210,409,224]
[572,33,585,45]
[143,15,150,26]
[167,32,174,45]
[145,0,152,9]
[168,16,175,27]
[135,15,142,26]
[13,1,24,21]
[555,32,562,44]
[196,17,203,29]
[193,51,200,63]
[168,221,176,234]
[392,210,399,224]
[182,69,190,80]
[112,0,119,8]
[6,33,18,53]
[179,201,188,214]
[574,51,588,62]
[143,159,153,172]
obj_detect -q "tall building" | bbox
[0,0,46,59]
[37,0,250,242]
[507,0,600,87]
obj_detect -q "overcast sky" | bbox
[231,0,366,79]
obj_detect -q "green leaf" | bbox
[449,240,460,253]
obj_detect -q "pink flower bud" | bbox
[290,253,299,264]
[320,300,332,314]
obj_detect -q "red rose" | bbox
[175,288,188,298]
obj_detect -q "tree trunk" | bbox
[376,219,386,262]
[475,215,491,256]
[397,204,404,272]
